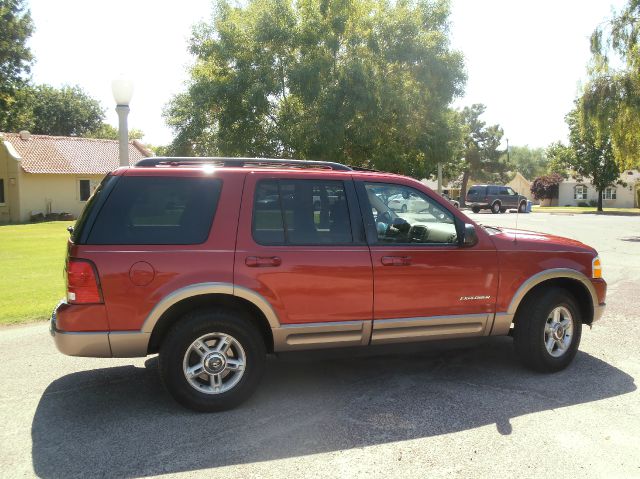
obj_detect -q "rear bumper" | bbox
[50,301,150,358]
[50,309,111,357]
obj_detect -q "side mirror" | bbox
[462,223,478,247]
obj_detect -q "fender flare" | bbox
[140,282,281,334]
[491,268,598,336]
[506,268,597,316]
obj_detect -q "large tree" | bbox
[0,0,34,132]
[458,104,507,206]
[165,0,465,177]
[587,0,640,170]
[566,105,619,212]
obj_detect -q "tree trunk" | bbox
[460,169,470,207]
[597,189,603,212]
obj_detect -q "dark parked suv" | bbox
[466,184,527,214]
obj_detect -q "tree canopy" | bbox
[587,0,640,170]
[566,103,620,211]
[17,85,105,136]
[456,104,506,205]
[165,0,465,177]
[505,145,546,180]
[0,0,34,132]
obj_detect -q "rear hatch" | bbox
[466,185,487,203]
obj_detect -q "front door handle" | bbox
[381,256,412,266]
[245,256,282,267]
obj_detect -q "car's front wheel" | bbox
[518,201,527,213]
[159,308,266,412]
[513,288,582,372]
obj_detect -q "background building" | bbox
[0,131,152,222]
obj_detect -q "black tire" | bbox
[471,206,480,213]
[401,204,408,213]
[513,287,582,372]
[518,201,527,213]
[499,207,506,213]
[159,308,266,412]
[491,202,501,214]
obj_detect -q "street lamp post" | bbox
[111,78,134,167]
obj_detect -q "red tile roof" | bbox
[1,132,153,174]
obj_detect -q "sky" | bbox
[26,0,627,149]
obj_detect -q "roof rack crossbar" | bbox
[135,157,353,171]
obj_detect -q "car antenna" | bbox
[514,199,519,244]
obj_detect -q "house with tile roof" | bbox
[0,131,153,222]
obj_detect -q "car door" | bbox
[505,186,520,208]
[499,186,513,208]
[234,172,374,350]
[356,179,499,345]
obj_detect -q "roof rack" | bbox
[135,157,353,171]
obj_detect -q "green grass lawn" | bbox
[0,221,73,325]
[533,206,640,215]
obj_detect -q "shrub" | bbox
[530,174,564,200]
[589,200,597,207]
[578,201,589,207]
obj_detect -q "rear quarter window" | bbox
[86,176,222,245]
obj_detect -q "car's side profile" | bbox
[467,184,528,214]
[50,158,606,411]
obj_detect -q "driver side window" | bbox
[363,183,457,245]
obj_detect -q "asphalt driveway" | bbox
[1,212,639,478]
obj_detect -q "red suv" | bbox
[51,158,606,411]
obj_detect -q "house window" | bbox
[79,179,91,202]
[574,185,587,200]
[0,179,5,204]
[604,187,617,200]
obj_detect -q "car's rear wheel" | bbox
[471,206,480,213]
[518,201,527,213]
[491,202,501,214]
[159,308,266,412]
[513,288,582,372]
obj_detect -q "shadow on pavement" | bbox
[32,337,635,478]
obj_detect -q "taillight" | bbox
[66,259,103,304]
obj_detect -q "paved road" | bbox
[1,212,639,478]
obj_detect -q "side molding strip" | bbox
[273,320,372,352]
[370,314,490,345]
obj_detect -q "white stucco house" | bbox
[554,170,640,208]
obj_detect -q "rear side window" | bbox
[253,179,353,245]
[488,186,500,195]
[87,176,222,245]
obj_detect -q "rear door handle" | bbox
[245,256,282,267]
[381,256,412,266]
